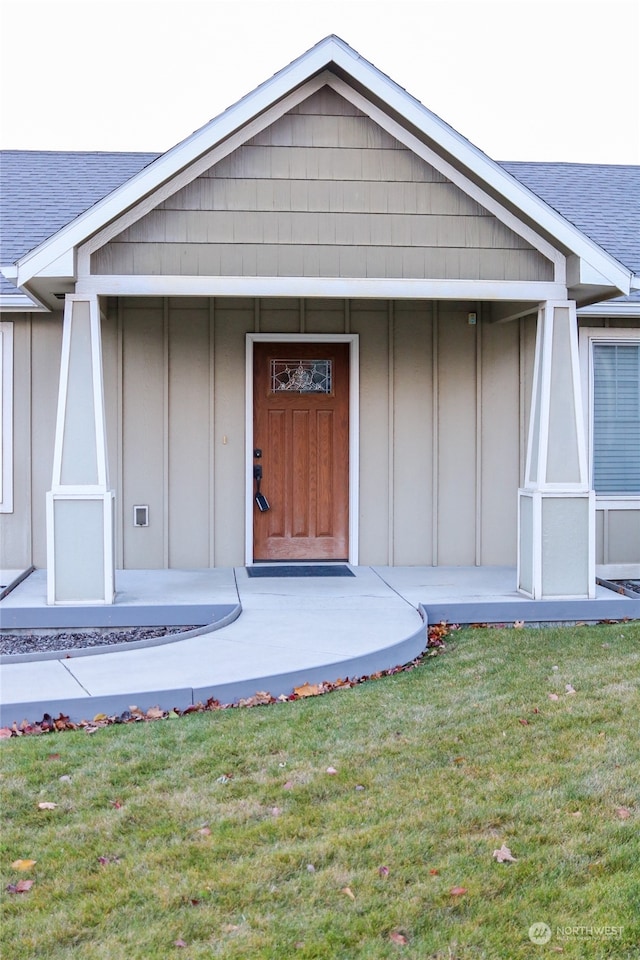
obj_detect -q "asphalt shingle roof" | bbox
[1,150,638,299]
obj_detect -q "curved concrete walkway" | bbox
[0,567,426,725]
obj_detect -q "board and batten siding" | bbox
[90,88,552,283]
[100,297,530,570]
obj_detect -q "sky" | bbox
[0,0,638,163]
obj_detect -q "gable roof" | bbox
[1,36,637,310]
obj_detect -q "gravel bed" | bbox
[613,580,640,596]
[0,626,201,656]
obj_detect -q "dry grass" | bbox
[1,621,639,959]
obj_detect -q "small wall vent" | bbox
[133,505,149,527]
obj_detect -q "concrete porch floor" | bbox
[1,566,639,726]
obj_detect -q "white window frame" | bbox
[579,326,640,508]
[0,322,13,513]
[579,326,640,578]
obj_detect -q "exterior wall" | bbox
[10,300,637,573]
[91,88,553,283]
[100,297,528,569]
[0,312,62,569]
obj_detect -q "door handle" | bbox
[253,463,270,512]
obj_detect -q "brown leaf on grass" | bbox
[145,707,165,719]
[378,865,389,876]
[429,868,439,875]
[548,693,559,701]
[341,886,355,900]
[326,766,338,775]
[6,880,34,894]
[174,940,187,948]
[449,886,468,896]
[11,859,36,871]
[565,684,576,695]
[514,620,525,629]
[196,826,211,836]
[294,682,323,698]
[47,753,61,760]
[283,781,294,790]
[110,799,123,809]
[37,802,57,810]
[98,855,121,865]
[389,930,408,945]
[615,807,631,819]
[0,727,13,739]
[492,844,517,863]
[518,718,530,726]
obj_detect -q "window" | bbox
[0,321,13,513]
[586,335,640,496]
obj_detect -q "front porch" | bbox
[1,565,638,726]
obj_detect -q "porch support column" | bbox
[518,300,595,599]
[46,295,115,604]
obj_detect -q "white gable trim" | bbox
[15,35,632,294]
[76,73,329,277]
[326,75,565,282]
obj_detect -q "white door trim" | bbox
[245,333,359,566]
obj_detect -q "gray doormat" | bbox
[247,565,354,578]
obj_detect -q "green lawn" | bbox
[2,622,639,959]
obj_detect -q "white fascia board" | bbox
[16,39,345,286]
[0,292,49,312]
[15,34,632,295]
[578,300,640,318]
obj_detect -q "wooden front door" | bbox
[253,342,349,561]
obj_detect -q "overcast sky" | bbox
[1,0,638,163]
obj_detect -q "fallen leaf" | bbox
[98,855,121,865]
[6,880,34,894]
[429,868,439,875]
[514,620,525,629]
[548,693,559,701]
[93,713,108,722]
[355,784,365,791]
[59,775,72,783]
[492,844,517,863]
[0,727,13,739]
[110,799,123,809]
[174,940,187,948]
[570,811,582,818]
[615,807,631,819]
[283,780,294,790]
[389,930,408,945]
[326,766,338,775]
[294,682,322,698]
[518,718,530,726]
[378,865,389,876]
[341,886,355,900]
[449,886,468,896]
[196,826,211,837]
[221,924,240,933]
[216,774,232,784]
[146,707,165,719]
[11,859,36,871]
[37,802,57,810]
[565,684,576,695]
[47,753,61,760]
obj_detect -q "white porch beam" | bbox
[517,300,595,599]
[46,295,115,604]
[76,275,568,302]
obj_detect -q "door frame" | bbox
[245,333,359,566]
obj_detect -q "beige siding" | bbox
[91,87,553,283]
[596,509,640,566]
[2,297,564,572]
